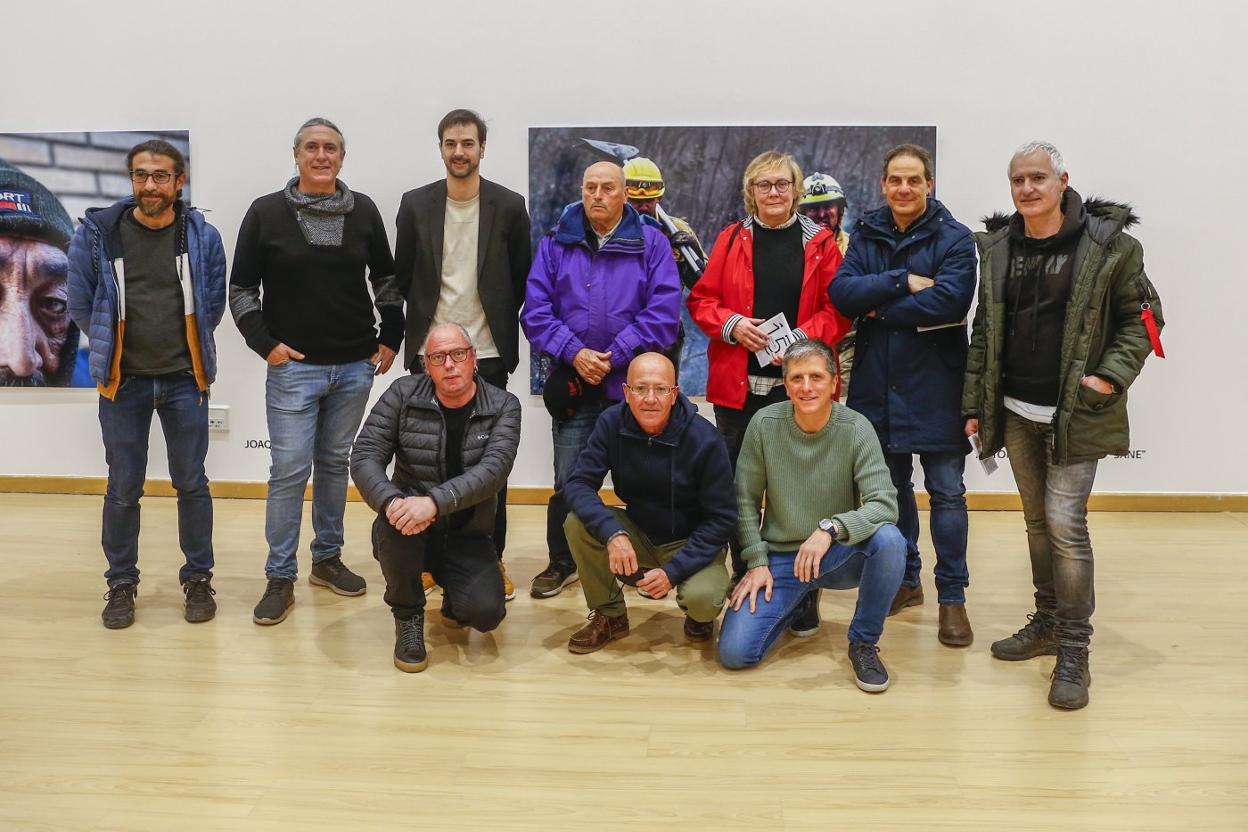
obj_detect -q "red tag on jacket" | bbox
[1141,305,1165,358]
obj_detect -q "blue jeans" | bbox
[886,451,969,604]
[1004,412,1098,646]
[545,397,610,568]
[264,359,373,580]
[98,373,212,587]
[718,524,906,668]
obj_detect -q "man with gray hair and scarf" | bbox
[231,117,405,626]
[0,157,80,386]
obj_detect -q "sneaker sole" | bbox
[185,609,216,624]
[530,573,580,599]
[309,574,367,597]
[253,601,293,626]
[789,625,819,638]
[102,616,135,630]
[854,675,891,693]
[990,643,1058,661]
[394,655,429,673]
[503,587,516,602]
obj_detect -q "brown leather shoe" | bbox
[683,615,714,642]
[938,603,973,647]
[567,610,629,654]
[887,583,924,616]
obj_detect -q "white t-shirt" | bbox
[426,194,499,359]
[1004,395,1057,423]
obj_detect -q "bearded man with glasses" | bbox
[351,323,521,672]
[560,352,736,653]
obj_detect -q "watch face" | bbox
[819,519,834,532]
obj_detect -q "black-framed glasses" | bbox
[425,347,474,366]
[130,170,175,185]
[625,383,675,398]
[752,179,793,194]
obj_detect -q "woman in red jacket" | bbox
[688,150,850,581]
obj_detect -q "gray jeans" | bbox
[1004,412,1098,646]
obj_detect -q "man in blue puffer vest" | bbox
[828,144,978,648]
[67,139,227,630]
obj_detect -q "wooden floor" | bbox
[2,493,1246,831]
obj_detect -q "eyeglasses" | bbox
[425,347,473,366]
[625,384,675,398]
[752,179,793,194]
[130,170,176,185]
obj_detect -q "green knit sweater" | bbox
[735,401,898,568]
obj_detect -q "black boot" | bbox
[1048,643,1092,710]
[394,613,429,673]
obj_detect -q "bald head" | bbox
[626,352,675,386]
[582,161,627,235]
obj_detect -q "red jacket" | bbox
[688,215,850,409]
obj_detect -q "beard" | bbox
[137,192,176,217]
[0,368,47,386]
[447,159,479,179]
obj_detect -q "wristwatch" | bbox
[818,518,840,538]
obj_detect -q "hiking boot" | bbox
[990,611,1058,661]
[789,589,821,637]
[394,614,428,672]
[1049,644,1092,710]
[499,561,515,602]
[887,582,924,616]
[422,571,438,596]
[683,615,714,642]
[567,610,629,654]
[531,562,578,598]
[102,583,137,629]
[938,603,973,647]
[182,575,217,623]
[848,640,890,693]
[309,555,367,596]
[253,578,294,625]
[440,596,464,630]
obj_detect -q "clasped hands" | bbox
[386,495,438,536]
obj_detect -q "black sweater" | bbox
[230,190,403,364]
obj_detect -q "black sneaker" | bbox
[394,614,428,672]
[848,640,890,693]
[1048,644,1092,710]
[253,578,294,625]
[101,583,137,629]
[991,611,1058,661]
[789,589,821,637]
[309,555,367,596]
[530,562,579,598]
[182,575,217,623]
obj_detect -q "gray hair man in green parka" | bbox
[962,141,1164,711]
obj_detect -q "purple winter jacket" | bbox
[522,203,681,400]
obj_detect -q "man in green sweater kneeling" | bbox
[718,339,905,692]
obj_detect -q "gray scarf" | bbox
[284,177,354,247]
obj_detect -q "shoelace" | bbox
[262,579,289,599]
[1052,651,1088,684]
[1014,612,1052,640]
[103,585,135,606]
[319,557,344,576]
[850,642,884,674]
[397,619,424,650]
[185,580,216,602]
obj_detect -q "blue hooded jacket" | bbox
[67,198,227,398]
[828,198,977,453]
[563,393,736,584]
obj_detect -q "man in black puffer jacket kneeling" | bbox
[351,323,521,672]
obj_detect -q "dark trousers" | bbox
[713,386,790,576]
[1003,412,1098,646]
[372,515,506,631]
[98,373,213,587]
[885,450,970,604]
[410,357,508,559]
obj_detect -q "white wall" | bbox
[3,0,1244,494]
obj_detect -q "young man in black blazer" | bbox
[393,109,532,600]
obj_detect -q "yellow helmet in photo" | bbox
[800,172,845,206]
[624,157,665,199]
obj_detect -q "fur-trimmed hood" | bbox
[981,191,1139,232]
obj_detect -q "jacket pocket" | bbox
[1075,382,1116,412]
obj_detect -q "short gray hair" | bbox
[294,117,345,152]
[423,322,473,354]
[782,339,837,378]
[1011,141,1065,177]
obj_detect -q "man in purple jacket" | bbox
[522,161,681,598]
